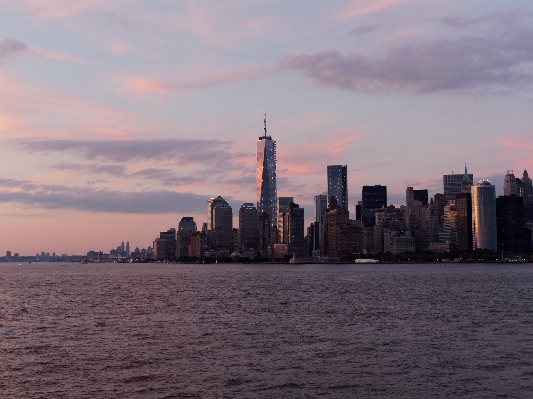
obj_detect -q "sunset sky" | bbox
[1,0,532,255]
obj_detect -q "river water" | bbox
[1,262,532,398]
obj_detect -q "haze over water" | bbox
[1,262,532,398]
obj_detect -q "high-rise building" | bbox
[327,165,347,210]
[287,202,305,256]
[277,197,294,242]
[177,217,197,258]
[444,167,473,201]
[257,212,271,258]
[278,197,294,214]
[456,192,473,251]
[471,180,497,251]
[213,204,233,250]
[362,185,387,227]
[256,112,277,227]
[496,195,525,253]
[503,170,517,196]
[207,196,229,230]
[238,203,258,252]
[522,169,532,205]
[153,229,177,261]
[314,193,328,224]
[460,164,473,194]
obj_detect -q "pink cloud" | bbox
[278,129,365,176]
[119,65,274,96]
[496,136,533,150]
[13,0,113,19]
[339,0,407,18]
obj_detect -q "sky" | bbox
[1,0,532,255]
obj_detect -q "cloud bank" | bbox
[280,19,533,94]
[11,138,249,164]
[0,178,207,214]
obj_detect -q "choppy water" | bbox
[1,262,532,398]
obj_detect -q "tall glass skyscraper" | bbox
[471,180,497,251]
[256,113,277,227]
[327,165,347,210]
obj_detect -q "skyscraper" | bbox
[177,217,197,258]
[257,212,271,258]
[213,204,233,249]
[471,180,497,251]
[256,112,277,227]
[207,196,229,230]
[443,166,473,201]
[314,193,328,224]
[238,203,258,252]
[362,185,387,227]
[496,195,525,252]
[503,170,517,196]
[327,165,347,210]
[456,192,473,251]
[287,202,305,256]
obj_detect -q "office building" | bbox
[314,193,328,224]
[177,217,197,258]
[471,180,497,251]
[257,212,271,258]
[456,192,473,251]
[362,185,387,227]
[444,166,473,201]
[256,112,277,227]
[238,203,258,252]
[278,197,294,214]
[327,165,348,210]
[207,196,229,230]
[287,202,305,256]
[153,229,177,261]
[213,204,233,250]
[496,195,525,252]
[503,170,517,196]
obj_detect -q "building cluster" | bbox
[150,116,533,262]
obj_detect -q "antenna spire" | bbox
[264,108,267,138]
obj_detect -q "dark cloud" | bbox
[51,162,127,176]
[0,178,208,214]
[12,138,250,165]
[51,162,196,186]
[280,17,533,94]
[129,168,197,186]
[0,37,28,63]
[348,24,378,37]
[224,173,255,187]
[0,177,31,187]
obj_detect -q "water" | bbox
[1,262,532,398]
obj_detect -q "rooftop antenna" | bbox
[264,107,267,138]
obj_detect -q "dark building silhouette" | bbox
[153,229,176,261]
[327,165,347,211]
[177,217,197,258]
[287,202,305,256]
[496,195,525,253]
[362,185,387,227]
[413,189,429,205]
[257,212,271,258]
[238,203,258,252]
[455,192,473,251]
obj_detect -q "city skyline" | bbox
[1,1,532,254]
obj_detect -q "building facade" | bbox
[177,217,197,258]
[327,165,348,211]
[238,203,258,252]
[443,167,473,201]
[471,180,497,251]
[496,195,525,253]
